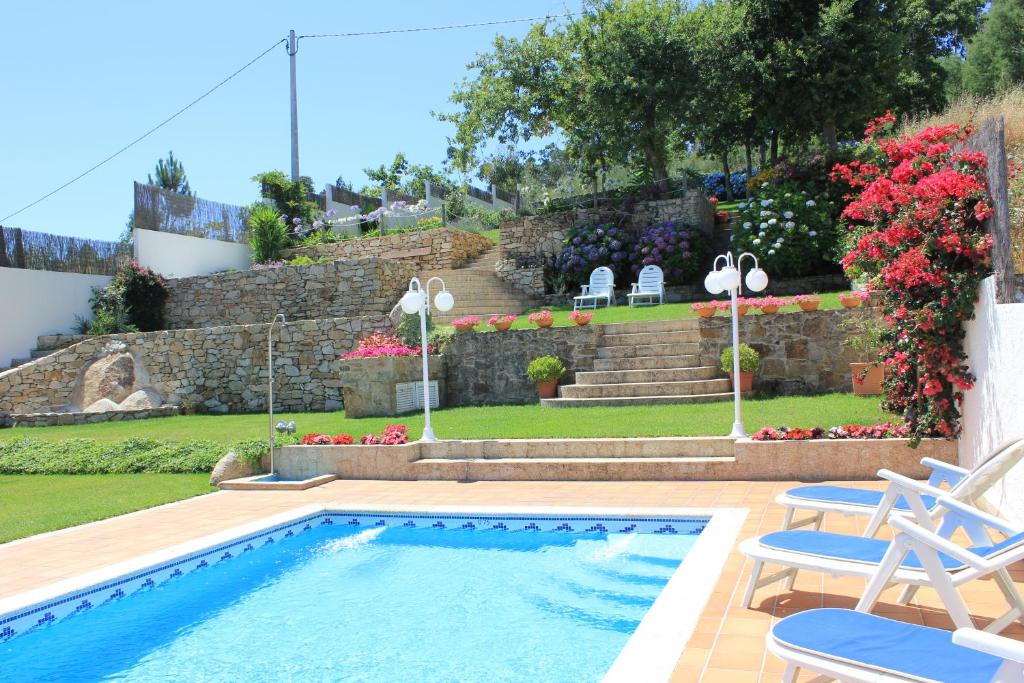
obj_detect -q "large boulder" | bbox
[79,352,136,408]
[83,398,121,413]
[210,450,258,485]
[119,388,162,410]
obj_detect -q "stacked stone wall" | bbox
[283,228,492,272]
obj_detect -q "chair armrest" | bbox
[579,285,591,295]
[953,628,1024,663]
[922,458,969,488]
[937,496,1019,536]
[630,283,639,293]
[877,469,949,500]
[889,514,990,569]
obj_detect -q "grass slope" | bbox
[0,394,892,444]
[0,474,215,543]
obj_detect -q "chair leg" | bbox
[782,507,795,530]
[784,566,799,590]
[781,663,799,683]
[896,584,919,605]
[742,560,764,608]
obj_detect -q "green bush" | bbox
[0,437,274,475]
[78,261,168,334]
[720,344,760,374]
[248,203,289,264]
[252,170,320,229]
[427,326,456,354]
[397,311,430,348]
[285,254,318,267]
[416,216,444,230]
[526,355,566,383]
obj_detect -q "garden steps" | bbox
[596,341,701,359]
[593,354,702,371]
[542,393,734,408]
[598,319,700,335]
[420,245,540,324]
[601,329,701,346]
[575,366,719,385]
[559,378,732,399]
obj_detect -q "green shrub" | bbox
[0,437,270,475]
[248,203,289,264]
[720,344,760,374]
[397,311,430,348]
[78,261,168,334]
[285,254,317,267]
[252,170,320,229]
[416,216,444,230]
[527,355,566,383]
[427,326,456,353]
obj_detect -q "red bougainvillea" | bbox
[832,112,993,444]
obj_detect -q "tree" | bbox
[440,0,697,192]
[252,170,319,230]
[958,0,1024,94]
[148,151,193,195]
[364,153,409,191]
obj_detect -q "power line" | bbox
[0,38,287,224]
[298,14,573,40]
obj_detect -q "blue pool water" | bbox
[1,518,701,682]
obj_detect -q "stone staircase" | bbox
[542,319,734,407]
[0,334,85,373]
[421,245,540,324]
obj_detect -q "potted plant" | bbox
[721,343,760,393]
[569,310,592,326]
[735,298,752,316]
[794,294,821,312]
[839,315,886,395]
[839,291,869,309]
[488,314,517,331]
[528,310,554,328]
[709,195,720,211]
[755,296,789,314]
[691,300,718,318]
[527,355,566,399]
[451,315,480,332]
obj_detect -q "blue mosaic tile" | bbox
[460,522,476,529]
[36,612,55,627]
[403,521,416,528]
[220,551,233,561]
[524,523,541,531]
[74,600,92,613]
[0,626,15,640]
[141,578,155,589]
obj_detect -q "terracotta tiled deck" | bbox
[2,479,1022,681]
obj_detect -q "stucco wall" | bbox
[960,276,1024,525]
[133,228,252,279]
[0,267,111,368]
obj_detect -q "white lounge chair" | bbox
[740,496,1024,634]
[627,265,665,307]
[768,609,1024,683]
[573,266,615,311]
[775,438,1024,537]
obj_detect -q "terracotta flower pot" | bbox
[494,320,513,331]
[537,379,559,398]
[715,210,730,224]
[729,370,754,393]
[696,307,716,318]
[840,297,862,309]
[535,319,553,328]
[798,301,820,312]
[759,305,780,314]
[851,362,884,396]
[572,319,591,327]
[709,197,719,210]
[736,304,750,316]
[453,323,476,332]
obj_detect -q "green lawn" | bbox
[0,394,891,444]
[0,474,215,543]
[716,200,743,212]
[480,228,500,244]
[499,291,852,329]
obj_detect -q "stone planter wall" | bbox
[443,326,599,406]
[282,227,493,271]
[697,308,879,394]
[339,355,446,417]
[164,257,414,330]
[0,316,390,416]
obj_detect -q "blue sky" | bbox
[1,1,570,241]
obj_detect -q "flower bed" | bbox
[340,332,422,359]
[751,422,908,441]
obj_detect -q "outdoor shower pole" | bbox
[268,314,286,474]
[287,29,300,181]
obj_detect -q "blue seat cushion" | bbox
[786,484,938,512]
[772,609,1002,682]
[759,530,968,570]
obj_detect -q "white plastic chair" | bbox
[627,265,665,307]
[573,266,615,311]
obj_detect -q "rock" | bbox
[119,388,163,410]
[80,352,136,408]
[83,398,121,413]
[210,450,257,485]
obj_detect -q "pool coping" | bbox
[0,503,747,682]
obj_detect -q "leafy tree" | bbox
[334,175,352,190]
[252,170,319,229]
[957,0,1024,94]
[441,0,696,191]
[404,163,455,199]
[148,151,193,195]
[364,153,409,191]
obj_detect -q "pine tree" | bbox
[148,151,193,195]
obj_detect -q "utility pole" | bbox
[287,30,300,181]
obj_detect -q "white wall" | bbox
[959,275,1024,525]
[0,267,111,368]
[133,229,252,278]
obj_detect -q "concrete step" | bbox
[35,334,88,352]
[597,342,700,359]
[541,393,734,408]
[559,378,732,399]
[7,357,32,369]
[601,329,700,347]
[423,436,735,459]
[411,456,737,481]
[593,354,703,371]
[599,319,699,335]
[575,366,720,385]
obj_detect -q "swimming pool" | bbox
[0,505,745,682]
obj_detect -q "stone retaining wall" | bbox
[0,316,390,416]
[339,355,446,418]
[283,227,493,272]
[6,406,180,428]
[697,308,877,394]
[164,257,413,329]
[443,326,599,406]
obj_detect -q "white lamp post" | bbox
[399,276,454,442]
[705,252,769,439]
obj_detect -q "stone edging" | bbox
[5,406,180,428]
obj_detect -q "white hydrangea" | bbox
[760,211,770,217]
[783,211,794,219]
[785,221,796,229]
[784,193,792,198]
[768,249,776,255]
[768,218,777,225]
[808,230,818,237]
[738,203,748,209]
[758,231,766,238]
[806,199,816,207]
[760,199,770,207]
[761,182,769,188]
[743,222,752,229]
[753,238,762,245]
[759,222,768,229]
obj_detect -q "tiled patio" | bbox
[1,479,1022,682]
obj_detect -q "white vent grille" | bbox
[396,381,439,413]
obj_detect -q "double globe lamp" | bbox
[399,277,454,442]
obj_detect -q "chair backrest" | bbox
[636,265,663,292]
[589,266,615,293]
[949,439,1024,508]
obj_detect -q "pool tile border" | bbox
[0,503,714,646]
